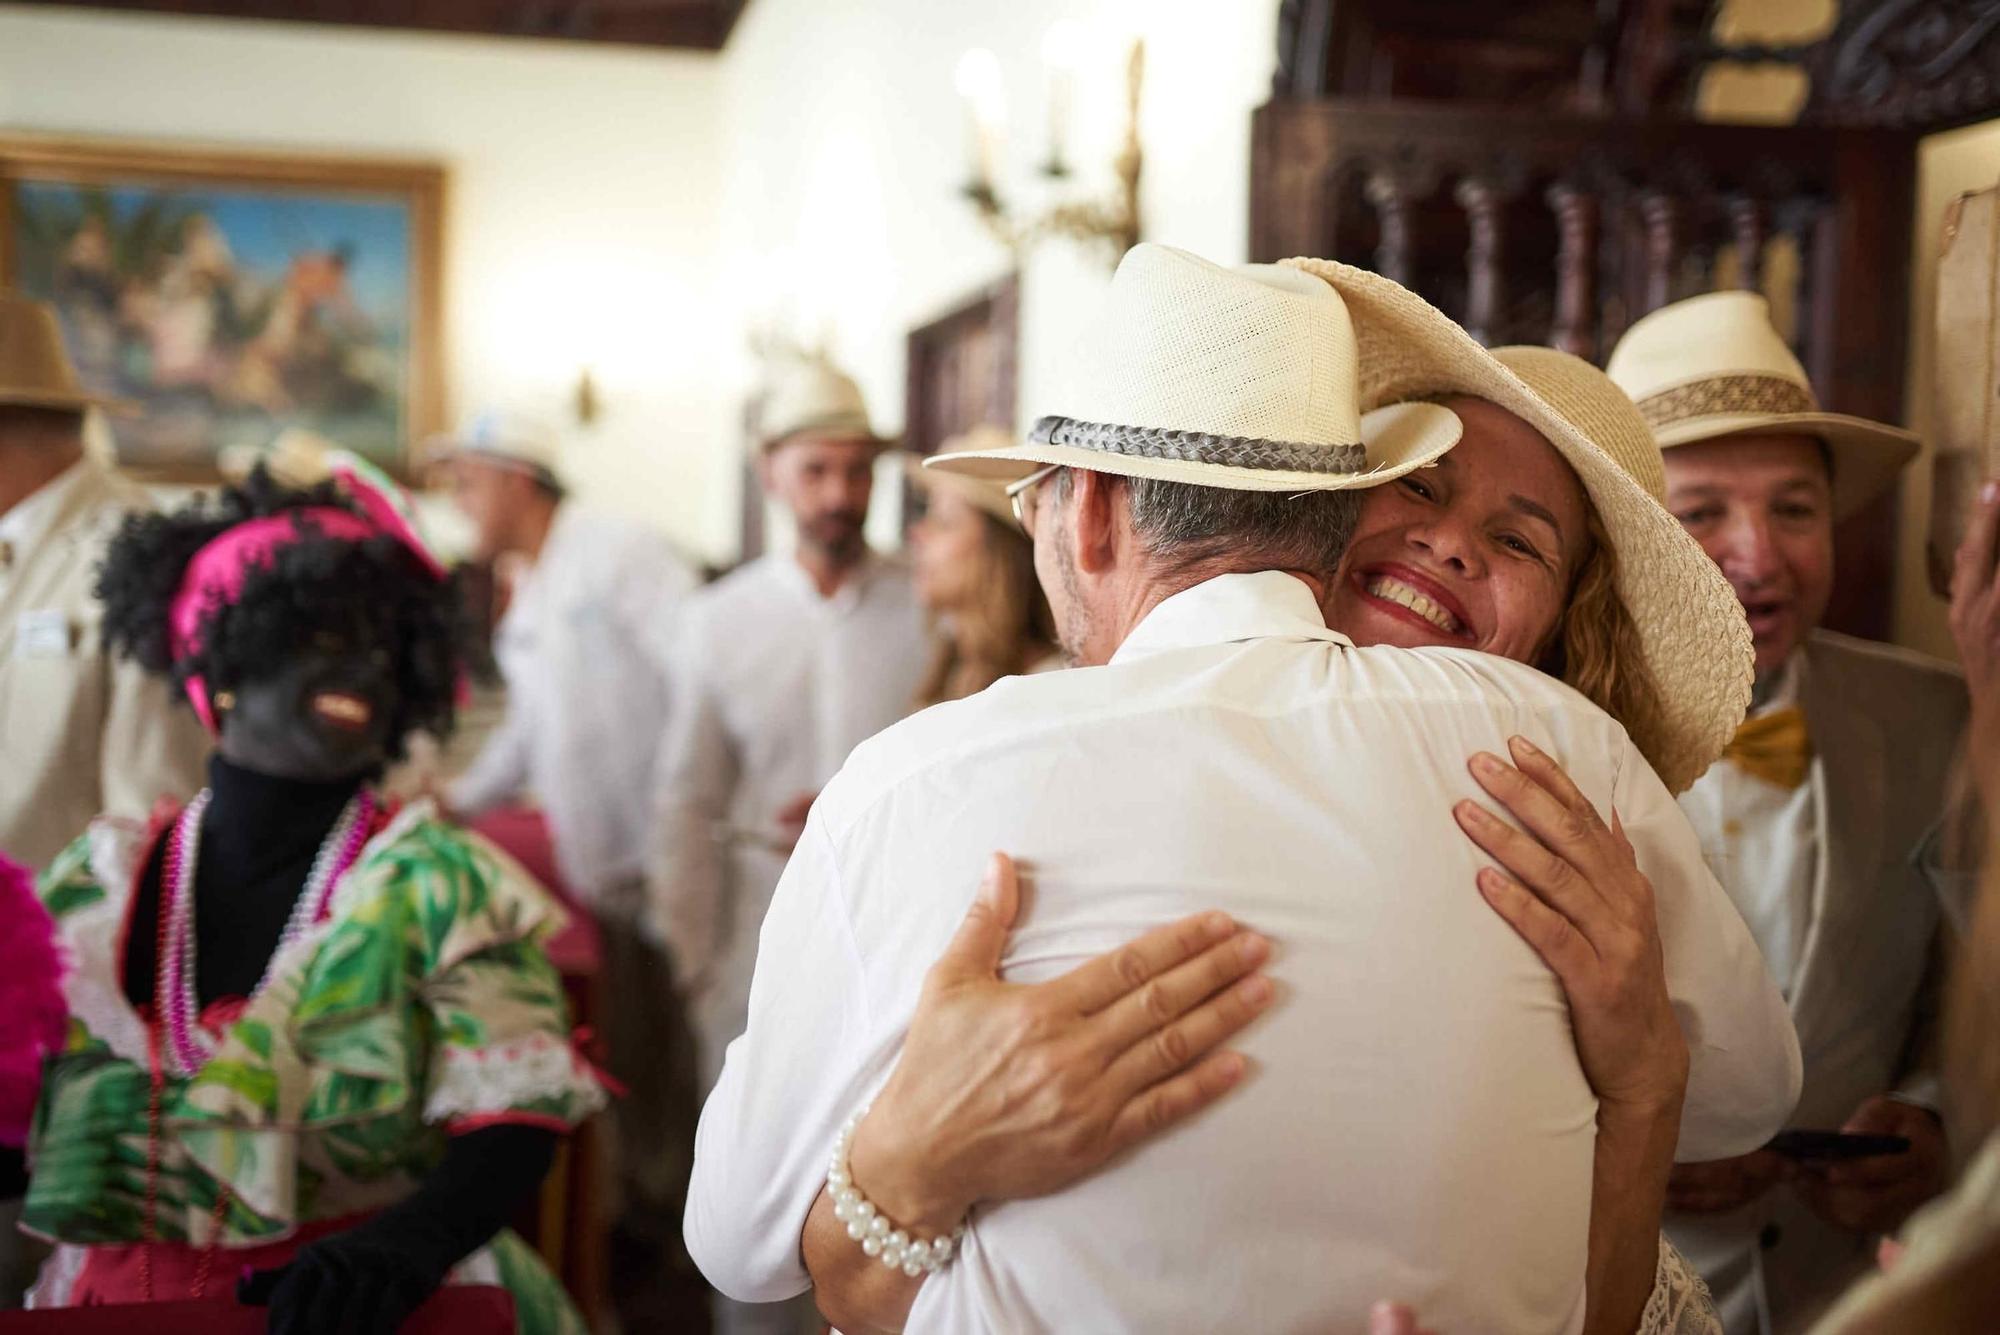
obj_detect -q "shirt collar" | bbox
[0,457,93,559]
[1751,650,1805,717]
[1110,571,1351,665]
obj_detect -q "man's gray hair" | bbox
[1075,472,1364,577]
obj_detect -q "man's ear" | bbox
[1069,469,1123,575]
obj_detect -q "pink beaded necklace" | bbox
[156,787,377,1078]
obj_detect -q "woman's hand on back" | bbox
[1451,735,1689,1115]
[845,851,1276,1233]
[803,852,1275,1333]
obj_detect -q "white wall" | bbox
[0,4,737,559]
[0,0,1276,563]
[710,0,1275,551]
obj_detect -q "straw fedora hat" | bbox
[760,355,893,453]
[218,426,341,487]
[927,244,1461,493]
[0,291,132,414]
[1605,290,1918,518]
[908,425,1018,525]
[425,409,565,487]
[1284,256,1752,793]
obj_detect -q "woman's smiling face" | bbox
[1328,396,1592,665]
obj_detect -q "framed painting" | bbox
[0,132,445,479]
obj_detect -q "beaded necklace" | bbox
[139,786,377,1300]
[157,787,376,1078]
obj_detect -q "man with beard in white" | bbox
[652,354,929,1335]
[685,246,1799,1334]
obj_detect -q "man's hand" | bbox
[1667,1151,1787,1214]
[1368,1301,1439,1335]
[1793,1096,1948,1235]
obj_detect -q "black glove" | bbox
[238,1123,557,1333]
[240,1230,444,1335]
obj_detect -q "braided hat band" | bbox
[1029,416,1368,474]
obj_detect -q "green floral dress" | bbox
[22,799,607,1335]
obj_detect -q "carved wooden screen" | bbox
[904,273,1021,461]
[1250,98,1919,640]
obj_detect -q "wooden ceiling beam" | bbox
[9,0,751,51]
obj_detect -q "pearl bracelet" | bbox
[827,1105,967,1278]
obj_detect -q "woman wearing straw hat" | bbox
[906,425,1060,709]
[692,245,1793,1335]
[796,270,1777,1334]
[1606,291,1963,1335]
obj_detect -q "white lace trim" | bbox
[1640,1235,1722,1335]
[24,1243,88,1309]
[422,1029,605,1124]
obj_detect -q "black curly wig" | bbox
[95,467,461,765]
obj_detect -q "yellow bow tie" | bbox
[1724,707,1813,790]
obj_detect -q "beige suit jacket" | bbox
[0,461,208,867]
[1669,628,1967,1335]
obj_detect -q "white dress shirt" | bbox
[449,501,696,897]
[1676,657,1816,996]
[648,551,929,1076]
[686,571,1800,1335]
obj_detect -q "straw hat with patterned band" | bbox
[0,290,133,415]
[760,355,895,453]
[925,244,1462,493]
[907,425,1018,525]
[1284,256,1753,794]
[1605,289,1919,519]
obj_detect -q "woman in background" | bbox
[907,426,1059,708]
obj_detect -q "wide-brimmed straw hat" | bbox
[908,425,1018,525]
[759,355,894,453]
[1605,290,1918,518]
[1284,256,1752,793]
[0,291,133,415]
[927,244,1461,493]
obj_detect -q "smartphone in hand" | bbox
[1764,1129,1912,1161]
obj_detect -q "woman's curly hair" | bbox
[95,467,461,763]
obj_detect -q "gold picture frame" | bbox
[0,131,446,480]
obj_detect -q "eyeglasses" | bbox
[1006,465,1061,535]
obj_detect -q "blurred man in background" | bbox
[1610,292,1964,1335]
[650,354,927,1335]
[439,409,699,1331]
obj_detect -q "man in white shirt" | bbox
[651,356,928,1335]
[1608,293,1964,1334]
[0,291,208,1307]
[687,247,1798,1333]
[437,410,698,1331]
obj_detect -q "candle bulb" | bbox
[953,48,1005,200]
[1041,20,1082,177]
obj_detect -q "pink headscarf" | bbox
[167,457,447,733]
